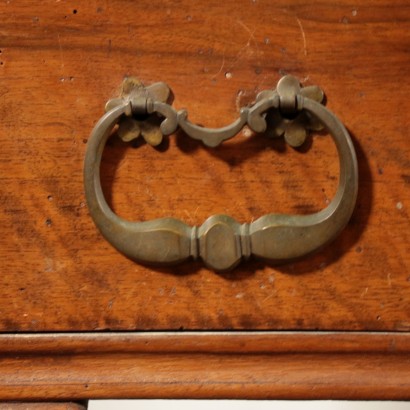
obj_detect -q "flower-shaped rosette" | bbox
[256,82,325,147]
[105,77,172,147]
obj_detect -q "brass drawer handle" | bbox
[84,75,358,272]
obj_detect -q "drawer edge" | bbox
[0,331,409,400]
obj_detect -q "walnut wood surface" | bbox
[0,405,86,410]
[0,332,408,400]
[0,0,409,332]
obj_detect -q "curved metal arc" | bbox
[249,97,358,260]
[177,108,249,147]
[247,95,280,133]
[151,101,179,136]
[84,102,193,266]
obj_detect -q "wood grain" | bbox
[0,0,409,332]
[0,332,408,401]
[0,404,86,410]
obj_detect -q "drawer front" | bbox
[0,0,409,332]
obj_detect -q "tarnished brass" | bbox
[84,75,358,272]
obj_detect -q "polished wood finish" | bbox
[0,0,408,333]
[0,332,409,400]
[0,404,86,410]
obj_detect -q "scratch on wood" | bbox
[212,46,226,79]
[237,19,256,43]
[57,33,65,69]
[360,287,368,298]
[262,293,274,303]
[296,17,307,56]
[235,90,245,111]
[183,206,199,223]
[227,19,261,70]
